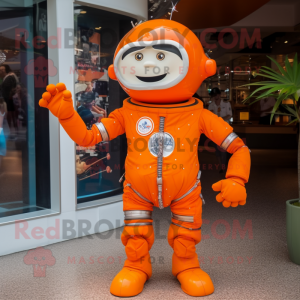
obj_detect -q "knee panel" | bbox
[121,210,154,261]
[173,236,196,259]
[124,237,148,261]
[168,224,201,257]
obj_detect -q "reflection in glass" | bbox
[74,6,134,204]
[0,1,51,219]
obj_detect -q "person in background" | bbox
[259,96,276,125]
[208,87,232,173]
[0,97,7,169]
[0,64,18,136]
[12,84,27,131]
[85,81,93,93]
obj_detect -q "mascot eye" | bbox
[135,53,143,61]
[156,52,165,61]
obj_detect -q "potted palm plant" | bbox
[242,53,300,265]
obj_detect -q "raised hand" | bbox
[39,83,74,120]
[212,178,247,208]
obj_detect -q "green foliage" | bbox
[242,54,300,124]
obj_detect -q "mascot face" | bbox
[108,20,216,103]
[116,40,188,90]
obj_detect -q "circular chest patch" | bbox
[148,132,175,157]
[136,117,154,136]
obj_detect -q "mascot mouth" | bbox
[136,73,167,83]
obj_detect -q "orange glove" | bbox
[39,83,75,120]
[39,83,101,146]
[212,177,247,208]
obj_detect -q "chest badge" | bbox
[136,117,154,136]
[148,132,175,157]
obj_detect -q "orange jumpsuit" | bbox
[40,17,251,297]
[40,83,250,297]
[54,92,250,277]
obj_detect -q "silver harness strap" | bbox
[125,183,152,204]
[171,171,202,204]
[126,171,205,206]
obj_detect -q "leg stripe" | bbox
[124,210,152,220]
[171,222,201,231]
[125,222,153,226]
[171,213,194,223]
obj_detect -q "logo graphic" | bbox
[136,117,154,136]
[24,247,56,277]
[148,132,175,157]
[24,56,57,88]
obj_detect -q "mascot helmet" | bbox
[108,19,216,103]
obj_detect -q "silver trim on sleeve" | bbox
[95,122,109,142]
[200,193,205,205]
[171,213,194,223]
[220,132,238,151]
[241,145,251,153]
[124,210,153,220]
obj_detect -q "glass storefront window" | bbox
[73,5,134,204]
[198,31,300,125]
[0,0,51,220]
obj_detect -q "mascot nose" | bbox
[144,61,157,68]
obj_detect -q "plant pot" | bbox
[286,199,300,265]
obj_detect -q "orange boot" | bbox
[168,223,214,297]
[110,221,154,297]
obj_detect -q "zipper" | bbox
[157,116,165,209]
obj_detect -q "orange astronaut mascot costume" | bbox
[39,20,250,297]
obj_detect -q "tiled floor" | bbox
[0,150,299,299]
